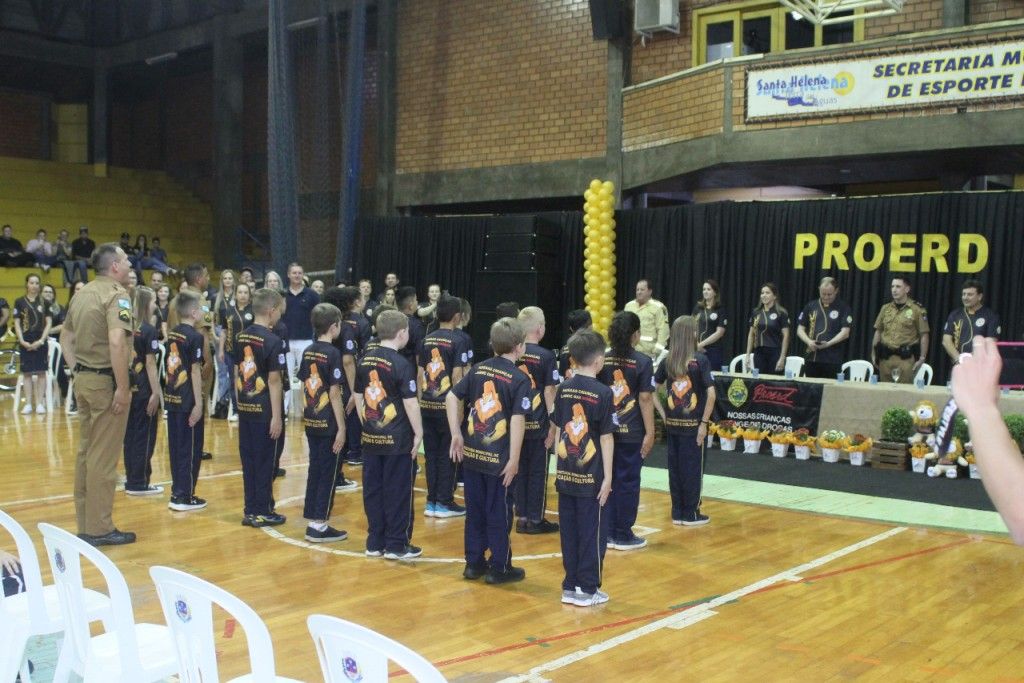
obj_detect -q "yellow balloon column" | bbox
[582,179,616,338]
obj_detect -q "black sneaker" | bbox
[242,513,287,527]
[305,525,348,543]
[515,519,529,533]
[485,565,526,585]
[125,484,164,496]
[168,495,207,512]
[274,468,286,478]
[201,451,213,461]
[78,529,137,546]
[345,457,363,467]
[523,519,559,534]
[383,545,422,560]
[335,478,359,492]
[681,512,710,527]
[463,562,488,580]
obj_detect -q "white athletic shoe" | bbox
[20,404,33,415]
[35,404,46,414]
[572,590,610,607]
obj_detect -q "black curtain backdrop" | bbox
[354,192,1024,384]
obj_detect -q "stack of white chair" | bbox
[308,614,446,682]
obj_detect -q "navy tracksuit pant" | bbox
[341,406,362,462]
[513,438,548,522]
[304,432,340,521]
[463,468,514,571]
[362,452,415,554]
[422,417,455,506]
[559,493,608,594]
[239,418,276,516]
[606,440,642,541]
[123,392,159,491]
[666,432,705,520]
[167,411,203,499]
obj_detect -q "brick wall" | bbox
[396,0,607,175]
[863,0,944,39]
[0,89,47,160]
[623,68,724,150]
[971,0,1024,24]
[630,1,717,85]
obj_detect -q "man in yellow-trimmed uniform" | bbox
[871,275,929,384]
[60,243,137,546]
[624,279,669,361]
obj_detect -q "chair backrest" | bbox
[0,510,48,627]
[38,523,143,677]
[841,360,873,382]
[150,566,280,683]
[728,354,746,374]
[308,614,446,683]
[915,362,934,386]
[784,356,805,377]
[47,338,62,377]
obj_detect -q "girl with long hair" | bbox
[154,283,171,340]
[123,286,163,495]
[14,273,52,414]
[219,282,253,421]
[598,311,656,550]
[653,316,716,526]
[745,282,790,375]
[692,278,728,371]
[213,270,237,411]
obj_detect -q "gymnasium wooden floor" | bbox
[3,396,1024,681]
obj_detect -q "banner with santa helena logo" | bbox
[745,40,1024,121]
[712,376,824,433]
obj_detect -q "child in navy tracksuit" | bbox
[550,329,615,606]
[298,303,348,542]
[236,288,288,527]
[447,317,532,585]
[163,290,207,512]
[355,309,423,560]
[123,286,163,496]
[654,315,717,527]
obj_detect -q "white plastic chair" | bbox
[841,359,874,382]
[783,356,805,378]
[308,614,445,683]
[38,523,178,683]
[914,362,934,386]
[728,354,747,374]
[149,566,302,683]
[0,511,111,683]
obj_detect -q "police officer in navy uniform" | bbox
[942,278,1000,366]
[60,243,136,546]
[796,276,853,379]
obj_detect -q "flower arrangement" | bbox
[739,427,769,441]
[909,442,932,459]
[767,428,793,444]
[817,429,847,450]
[713,420,739,439]
[790,428,816,450]
[843,434,873,452]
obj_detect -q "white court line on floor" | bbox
[496,525,907,683]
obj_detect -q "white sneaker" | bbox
[572,589,610,607]
[35,404,46,415]
[227,413,239,422]
[20,405,33,415]
[561,588,583,604]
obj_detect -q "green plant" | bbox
[880,406,915,442]
[953,413,970,444]
[1003,415,1024,452]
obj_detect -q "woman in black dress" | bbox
[14,274,52,414]
[745,282,790,375]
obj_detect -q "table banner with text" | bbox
[713,376,824,433]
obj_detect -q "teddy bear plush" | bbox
[908,399,939,449]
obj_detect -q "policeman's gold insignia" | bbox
[118,310,131,323]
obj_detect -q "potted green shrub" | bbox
[1003,415,1024,452]
[876,406,914,470]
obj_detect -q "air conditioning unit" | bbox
[634,0,680,35]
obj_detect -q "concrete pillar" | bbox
[943,0,967,27]
[605,37,625,205]
[92,57,109,177]
[375,0,397,216]
[212,14,244,268]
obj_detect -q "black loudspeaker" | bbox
[589,0,624,40]
[468,271,564,361]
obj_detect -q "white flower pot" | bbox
[848,450,866,466]
[969,463,980,479]
[706,434,715,448]
[770,443,788,458]
[794,445,811,460]
[911,456,927,473]
[743,439,762,454]
[720,437,737,451]
[822,447,841,463]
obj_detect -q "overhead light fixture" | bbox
[287,17,322,31]
[144,52,178,66]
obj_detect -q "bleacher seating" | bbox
[0,155,213,305]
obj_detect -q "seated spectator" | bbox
[150,237,171,266]
[54,229,87,284]
[0,224,35,267]
[70,226,95,266]
[26,229,59,273]
[128,234,176,277]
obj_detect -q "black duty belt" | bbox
[74,364,114,376]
